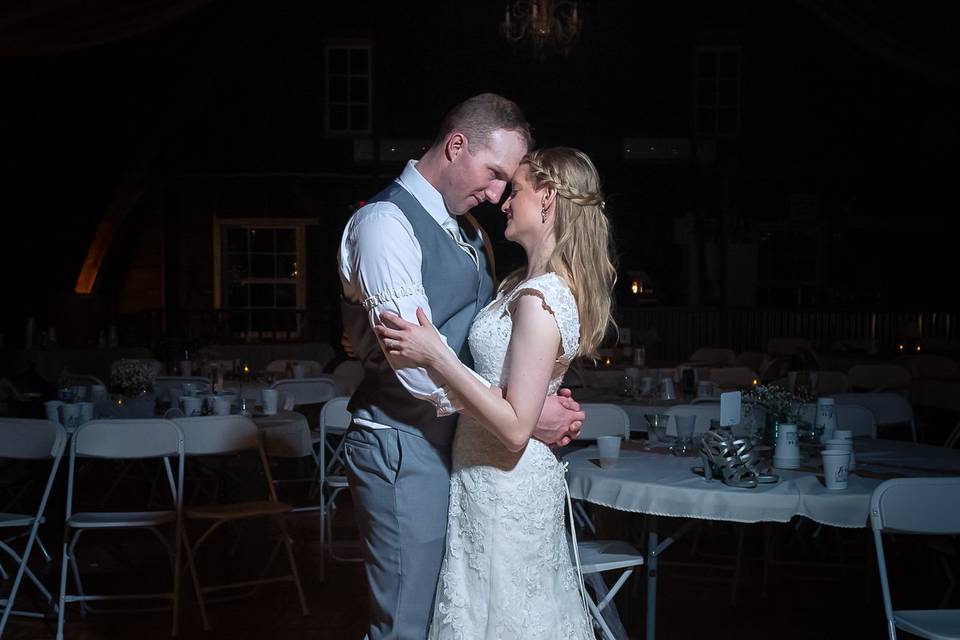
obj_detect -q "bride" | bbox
[377,147,616,639]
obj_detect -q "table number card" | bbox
[720,391,741,427]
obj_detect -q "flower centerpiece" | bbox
[110,360,156,397]
[744,383,812,446]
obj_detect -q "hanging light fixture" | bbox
[502,0,582,59]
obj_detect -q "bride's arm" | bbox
[377,296,560,452]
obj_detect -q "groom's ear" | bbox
[446,132,467,161]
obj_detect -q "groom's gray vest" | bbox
[341,182,495,446]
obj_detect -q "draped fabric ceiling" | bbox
[0,0,214,55]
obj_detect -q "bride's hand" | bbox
[375,308,447,368]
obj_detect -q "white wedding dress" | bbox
[428,272,594,640]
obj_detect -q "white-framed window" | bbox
[213,218,315,340]
[325,42,372,135]
[695,46,741,137]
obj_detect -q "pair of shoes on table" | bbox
[699,430,779,488]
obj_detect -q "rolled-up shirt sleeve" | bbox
[347,205,489,415]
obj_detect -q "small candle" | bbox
[752,378,758,386]
[243,363,250,375]
[631,280,639,295]
[604,356,612,367]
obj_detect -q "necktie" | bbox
[443,218,479,269]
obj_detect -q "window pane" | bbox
[697,52,716,77]
[275,229,296,252]
[330,104,348,130]
[225,253,248,280]
[698,78,717,105]
[250,284,274,307]
[227,283,248,308]
[249,228,274,252]
[251,310,274,332]
[276,310,297,332]
[718,52,738,77]
[329,48,348,74]
[276,254,297,278]
[276,284,297,308]
[351,105,369,130]
[697,108,716,133]
[250,254,275,278]
[718,108,738,133]
[350,78,369,102]
[350,48,369,73]
[718,79,737,106]
[330,76,349,101]
[226,227,247,253]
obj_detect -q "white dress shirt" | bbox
[338,160,490,429]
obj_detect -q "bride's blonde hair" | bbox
[499,147,617,358]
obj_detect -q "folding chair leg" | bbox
[56,540,70,640]
[275,516,310,616]
[179,528,210,631]
[585,592,617,640]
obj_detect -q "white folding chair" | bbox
[848,364,912,392]
[871,477,960,640]
[575,539,645,640]
[830,392,915,441]
[56,419,189,639]
[707,367,757,389]
[271,376,337,406]
[265,360,324,378]
[798,403,878,439]
[331,360,364,396]
[153,376,212,403]
[318,397,360,562]
[579,404,630,440]
[0,419,66,635]
[689,347,735,367]
[173,415,309,629]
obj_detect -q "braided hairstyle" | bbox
[499,147,617,358]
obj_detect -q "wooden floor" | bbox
[3,497,955,640]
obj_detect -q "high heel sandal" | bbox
[731,436,779,484]
[699,430,758,489]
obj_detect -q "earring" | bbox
[541,205,548,224]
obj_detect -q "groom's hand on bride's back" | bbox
[533,388,584,447]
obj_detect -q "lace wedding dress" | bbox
[428,272,594,640]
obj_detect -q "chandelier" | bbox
[502,0,582,59]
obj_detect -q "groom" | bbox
[338,93,585,639]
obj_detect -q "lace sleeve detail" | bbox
[505,273,580,362]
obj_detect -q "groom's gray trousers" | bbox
[344,423,452,640]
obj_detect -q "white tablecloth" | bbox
[566,438,960,529]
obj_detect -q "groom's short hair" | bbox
[433,93,534,153]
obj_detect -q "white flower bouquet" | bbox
[111,360,156,396]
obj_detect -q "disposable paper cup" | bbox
[213,397,232,416]
[821,449,850,490]
[826,436,856,468]
[60,403,81,432]
[180,396,203,417]
[181,382,198,396]
[44,400,63,423]
[261,389,279,415]
[597,436,622,469]
[77,402,95,425]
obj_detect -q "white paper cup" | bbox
[90,384,108,404]
[77,402,95,425]
[212,397,232,416]
[660,378,676,400]
[832,430,856,467]
[44,400,64,423]
[596,436,622,468]
[261,389,279,415]
[180,396,203,417]
[181,382,198,396]
[821,449,850,490]
[72,385,88,401]
[639,377,654,395]
[60,403,81,432]
[774,423,801,468]
[816,397,836,443]
[697,381,716,398]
